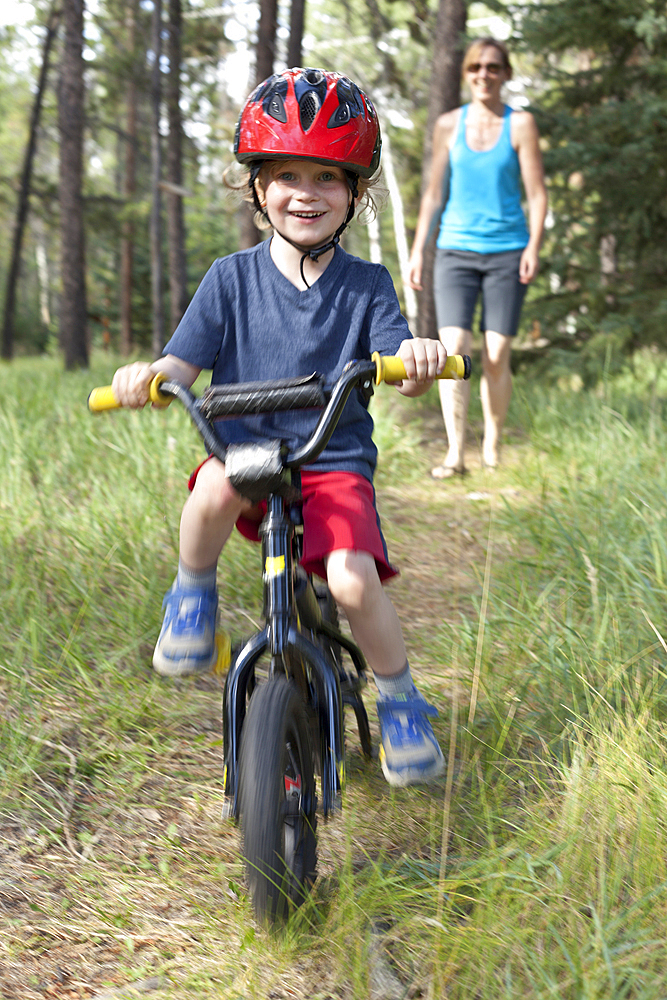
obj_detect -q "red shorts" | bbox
[188,462,397,583]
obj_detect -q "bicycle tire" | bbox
[238,677,317,922]
[315,582,343,669]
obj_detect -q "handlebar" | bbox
[88,354,471,470]
[88,353,471,415]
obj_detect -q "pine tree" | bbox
[521,0,667,352]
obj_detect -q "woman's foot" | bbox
[482,443,500,469]
[431,463,466,480]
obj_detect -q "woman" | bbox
[408,37,547,476]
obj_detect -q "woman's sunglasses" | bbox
[466,62,502,75]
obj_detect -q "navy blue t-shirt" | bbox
[163,239,412,481]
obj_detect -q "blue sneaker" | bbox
[152,584,219,677]
[376,693,445,786]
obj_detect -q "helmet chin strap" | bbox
[249,163,358,288]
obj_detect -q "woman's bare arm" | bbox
[407,109,458,290]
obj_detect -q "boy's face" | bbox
[258,159,352,248]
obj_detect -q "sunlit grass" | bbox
[2,352,667,996]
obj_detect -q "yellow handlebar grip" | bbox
[148,373,172,408]
[88,374,172,413]
[373,353,407,383]
[442,354,468,380]
[88,385,120,412]
[372,352,471,384]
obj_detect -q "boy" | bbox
[111,68,446,786]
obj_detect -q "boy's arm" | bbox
[392,338,447,398]
[111,354,202,408]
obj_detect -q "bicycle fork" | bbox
[222,493,345,818]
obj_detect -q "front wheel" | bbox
[238,678,317,922]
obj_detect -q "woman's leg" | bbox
[480,329,512,468]
[478,249,525,468]
[434,325,472,476]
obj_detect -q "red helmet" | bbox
[234,68,381,178]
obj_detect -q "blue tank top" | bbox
[437,104,529,253]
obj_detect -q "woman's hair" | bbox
[461,37,513,80]
[223,162,385,232]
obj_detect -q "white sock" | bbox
[374,662,418,699]
[176,561,217,593]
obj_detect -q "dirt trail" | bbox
[0,422,524,999]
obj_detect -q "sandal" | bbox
[431,464,467,480]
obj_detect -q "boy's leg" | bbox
[326,549,444,785]
[153,458,252,677]
[325,550,407,675]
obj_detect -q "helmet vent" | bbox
[328,103,351,128]
[267,92,287,123]
[299,91,320,131]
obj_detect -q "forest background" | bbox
[3,2,667,998]
[2,0,667,381]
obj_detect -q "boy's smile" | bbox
[260,159,353,251]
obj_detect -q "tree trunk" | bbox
[256,0,278,82]
[417,0,466,340]
[287,0,305,68]
[58,0,88,369]
[166,0,188,333]
[367,213,381,264]
[239,0,279,251]
[150,0,165,356]
[2,4,60,360]
[120,0,137,356]
[382,127,417,327]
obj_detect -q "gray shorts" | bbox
[433,248,527,338]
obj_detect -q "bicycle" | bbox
[89,351,471,923]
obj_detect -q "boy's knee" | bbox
[190,459,246,516]
[326,550,381,610]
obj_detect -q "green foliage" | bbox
[0,0,241,358]
[3,354,667,995]
[5,0,667,368]
[519,0,667,351]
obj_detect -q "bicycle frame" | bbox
[89,353,471,822]
[222,488,353,819]
[216,362,381,820]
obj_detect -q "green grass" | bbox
[2,351,667,997]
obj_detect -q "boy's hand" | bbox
[395,338,447,395]
[111,355,202,409]
[111,362,155,409]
